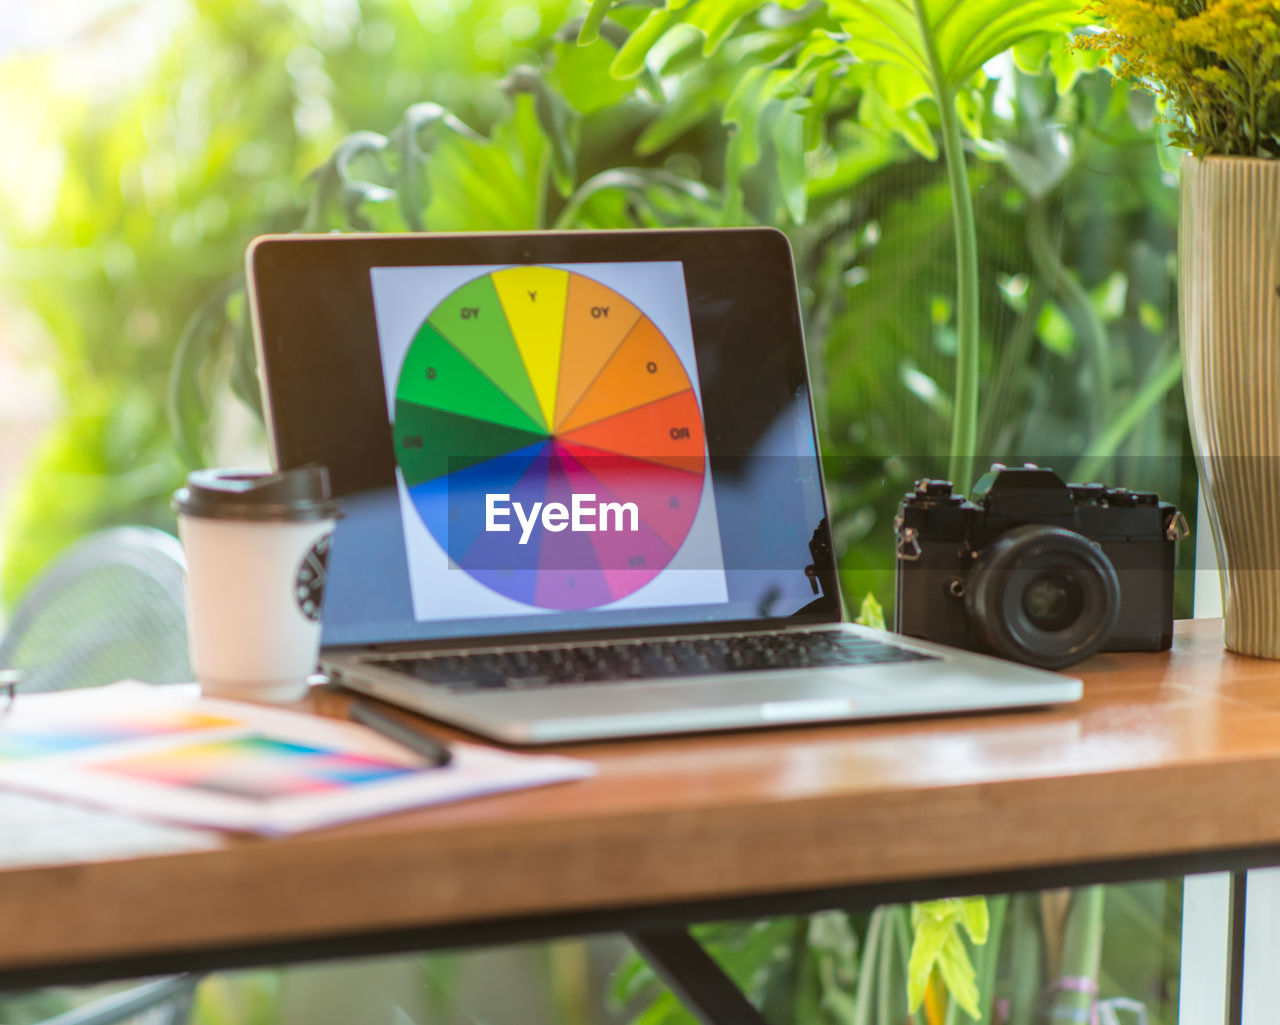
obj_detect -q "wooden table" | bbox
[3,618,1280,1010]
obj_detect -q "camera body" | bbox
[894,464,1186,669]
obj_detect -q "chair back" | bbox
[0,527,191,693]
[0,528,201,1025]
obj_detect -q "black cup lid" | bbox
[172,465,340,523]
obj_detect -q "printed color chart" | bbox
[0,683,594,834]
[96,735,419,801]
[391,267,707,610]
[0,709,239,761]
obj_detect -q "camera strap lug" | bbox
[1165,510,1190,542]
[894,516,922,561]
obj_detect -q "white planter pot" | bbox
[1180,154,1280,656]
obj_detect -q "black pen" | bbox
[349,700,453,768]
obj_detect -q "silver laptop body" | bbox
[248,230,1081,745]
[322,625,1077,744]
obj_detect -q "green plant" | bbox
[166,16,1189,1019]
[190,971,280,1025]
[573,0,1191,599]
[0,0,578,604]
[1076,0,1280,156]
[612,916,864,1024]
[854,599,997,1022]
[1,3,1193,1020]
[591,0,1083,493]
[826,64,1192,612]
[907,898,997,1021]
[560,4,1188,1020]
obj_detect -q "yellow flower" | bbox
[1075,0,1280,156]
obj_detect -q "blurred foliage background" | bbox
[0,0,1194,612]
[0,0,1194,1022]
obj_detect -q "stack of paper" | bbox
[0,683,593,835]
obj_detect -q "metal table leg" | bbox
[1227,870,1246,1025]
[629,930,771,1025]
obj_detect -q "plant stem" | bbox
[945,987,960,1025]
[976,897,1008,1025]
[979,282,1046,454]
[535,146,551,229]
[166,275,243,470]
[1072,348,1181,482]
[777,917,811,1025]
[1046,887,1106,1025]
[913,0,980,491]
[878,909,894,1025]
[853,909,884,1025]
[1026,196,1111,451]
[547,942,591,1025]
[1005,895,1043,1025]
[893,908,918,1025]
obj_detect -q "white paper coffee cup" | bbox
[173,466,340,703]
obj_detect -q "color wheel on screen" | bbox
[392,267,706,610]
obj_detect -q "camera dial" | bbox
[1069,483,1107,503]
[963,523,1121,669]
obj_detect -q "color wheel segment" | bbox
[394,268,706,610]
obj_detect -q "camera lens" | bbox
[1021,572,1084,632]
[964,524,1120,669]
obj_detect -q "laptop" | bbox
[247,229,1080,744]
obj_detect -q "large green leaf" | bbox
[826,0,1082,99]
[859,70,938,158]
[503,66,580,197]
[387,103,487,231]
[610,0,816,78]
[630,23,806,155]
[554,168,723,229]
[551,23,662,111]
[428,111,544,230]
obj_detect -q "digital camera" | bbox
[893,464,1188,669]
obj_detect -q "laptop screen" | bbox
[249,230,837,649]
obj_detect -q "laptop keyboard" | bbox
[366,629,937,694]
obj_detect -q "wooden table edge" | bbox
[5,618,1280,987]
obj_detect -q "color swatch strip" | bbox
[95,734,419,801]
